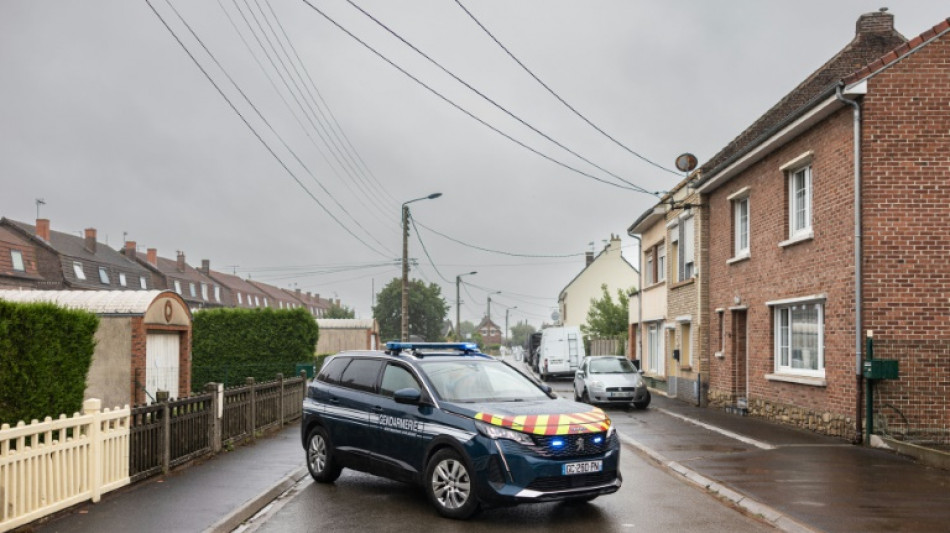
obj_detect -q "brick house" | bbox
[124,246,224,311]
[695,11,950,441]
[204,267,270,309]
[2,218,153,291]
[476,317,503,346]
[628,176,708,405]
[0,224,45,289]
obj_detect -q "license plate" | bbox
[563,460,602,475]
[609,392,633,398]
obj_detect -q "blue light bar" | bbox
[385,341,480,353]
[550,438,566,448]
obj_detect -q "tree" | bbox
[458,320,477,340]
[510,322,536,347]
[582,284,633,345]
[373,278,449,342]
[324,304,355,319]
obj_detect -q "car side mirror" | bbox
[540,384,557,399]
[393,388,423,405]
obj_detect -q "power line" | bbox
[153,0,394,255]
[455,0,680,177]
[344,0,658,195]
[299,0,649,194]
[413,218,585,258]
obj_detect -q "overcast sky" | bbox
[2,1,947,327]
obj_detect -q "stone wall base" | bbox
[708,389,855,440]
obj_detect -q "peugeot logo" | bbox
[576,437,585,452]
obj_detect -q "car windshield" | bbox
[589,358,637,374]
[418,360,549,403]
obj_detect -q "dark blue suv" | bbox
[301,342,622,519]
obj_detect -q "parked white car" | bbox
[574,356,651,409]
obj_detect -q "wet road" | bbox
[242,379,770,533]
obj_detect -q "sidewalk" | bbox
[624,394,950,533]
[31,425,307,533]
[26,394,950,533]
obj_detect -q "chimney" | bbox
[585,251,594,267]
[200,259,210,274]
[856,9,894,35]
[147,248,158,266]
[295,288,301,296]
[124,241,137,260]
[36,219,50,241]
[84,228,97,254]
[335,299,341,307]
[176,251,185,272]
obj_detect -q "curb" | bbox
[618,431,818,533]
[204,466,308,533]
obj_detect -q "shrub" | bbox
[0,301,98,424]
[191,307,319,389]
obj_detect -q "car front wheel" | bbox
[633,390,652,410]
[306,426,342,483]
[425,448,479,519]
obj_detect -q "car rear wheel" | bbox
[306,426,342,483]
[425,448,479,519]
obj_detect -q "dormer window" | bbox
[119,273,128,287]
[73,261,86,280]
[10,250,25,272]
[98,267,110,284]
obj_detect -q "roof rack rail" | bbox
[385,341,488,358]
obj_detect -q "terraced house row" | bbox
[0,216,341,316]
[627,11,950,447]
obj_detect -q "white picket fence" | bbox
[0,399,130,533]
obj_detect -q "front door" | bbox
[731,310,748,408]
[145,332,180,402]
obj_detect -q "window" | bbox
[647,323,664,376]
[201,283,208,301]
[645,253,654,285]
[263,297,269,307]
[254,296,260,307]
[380,364,421,397]
[73,261,86,280]
[317,357,350,385]
[657,244,666,282]
[214,285,221,302]
[237,292,243,305]
[734,196,749,257]
[774,301,824,376]
[173,280,182,294]
[340,359,384,393]
[681,323,692,367]
[118,273,127,287]
[678,216,695,281]
[189,282,196,298]
[98,267,110,284]
[140,276,148,289]
[717,311,725,356]
[789,166,812,237]
[10,250,25,272]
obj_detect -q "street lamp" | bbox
[486,291,501,345]
[456,271,477,340]
[401,192,442,341]
[505,306,518,348]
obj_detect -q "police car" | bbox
[302,342,622,519]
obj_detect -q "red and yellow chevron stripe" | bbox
[474,408,610,435]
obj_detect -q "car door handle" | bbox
[372,406,384,412]
[328,397,340,405]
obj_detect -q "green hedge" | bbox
[0,300,98,425]
[192,307,319,389]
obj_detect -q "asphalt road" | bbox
[240,378,771,533]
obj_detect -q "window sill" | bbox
[765,373,826,387]
[727,253,750,265]
[779,231,813,248]
[643,281,666,292]
[678,365,692,371]
[670,278,695,290]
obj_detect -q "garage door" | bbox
[146,332,180,403]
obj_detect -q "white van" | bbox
[536,326,585,381]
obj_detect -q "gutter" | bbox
[626,231,644,367]
[836,81,865,445]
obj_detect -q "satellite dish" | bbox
[675,153,698,173]
[551,311,560,322]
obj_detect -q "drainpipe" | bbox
[836,84,863,445]
[627,232,644,368]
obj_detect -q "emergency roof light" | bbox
[385,341,486,358]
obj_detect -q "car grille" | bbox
[606,386,637,392]
[526,470,618,492]
[500,432,616,459]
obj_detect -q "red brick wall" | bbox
[129,319,191,405]
[860,33,950,433]
[706,108,859,422]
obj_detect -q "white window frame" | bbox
[678,215,695,281]
[201,283,208,301]
[645,253,654,285]
[734,196,750,257]
[189,282,196,298]
[789,165,812,238]
[10,250,25,272]
[657,244,666,282]
[174,280,182,295]
[98,266,110,284]
[118,272,127,287]
[73,261,86,280]
[140,276,148,289]
[237,292,243,305]
[771,297,824,378]
[647,323,665,377]
[214,285,221,302]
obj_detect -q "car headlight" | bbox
[589,380,606,391]
[475,421,535,446]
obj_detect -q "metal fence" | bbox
[129,373,305,481]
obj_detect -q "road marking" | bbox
[656,409,777,450]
